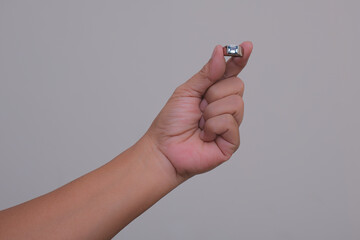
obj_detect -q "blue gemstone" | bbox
[227,45,238,54]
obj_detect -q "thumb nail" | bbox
[200,130,205,140]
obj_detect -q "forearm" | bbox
[0,135,182,239]
[0,42,253,239]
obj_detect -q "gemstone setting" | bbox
[224,45,243,57]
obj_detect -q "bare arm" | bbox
[0,42,253,239]
[0,136,180,239]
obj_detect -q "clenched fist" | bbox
[146,42,253,179]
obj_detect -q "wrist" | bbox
[131,134,187,187]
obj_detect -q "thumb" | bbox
[181,45,226,97]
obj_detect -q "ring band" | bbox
[223,45,243,57]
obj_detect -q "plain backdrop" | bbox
[1,1,359,239]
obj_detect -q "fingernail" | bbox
[200,130,205,140]
[199,98,208,112]
[199,116,205,129]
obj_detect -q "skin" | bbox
[0,42,253,239]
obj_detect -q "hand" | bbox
[0,42,253,240]
[146,42,253,179]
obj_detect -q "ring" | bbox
[223,45,243,57]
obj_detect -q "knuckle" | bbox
[205,117,217,131]
[239,79,245,92]
[233,138,240,151]
[229,95,244,109]
[203,105,213,120]
[239,96,244,109]
[174,84,185,95]
[173,84,194,97]
[205,86,220,103]
[223,114,235,125]
[235,77,245,95]
[229,95,244,124]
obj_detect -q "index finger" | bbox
[223,41,253,79]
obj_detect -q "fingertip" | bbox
[230,41,253,66]
[242,41,253,48]
[211,45,224,59]
[215,44,224,53]
[240,41,253,57]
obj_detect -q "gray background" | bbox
[0,0,359,239]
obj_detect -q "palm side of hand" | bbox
[147,43,253,178]
[149,91,228,177]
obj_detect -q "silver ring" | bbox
[223,45,243,57]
